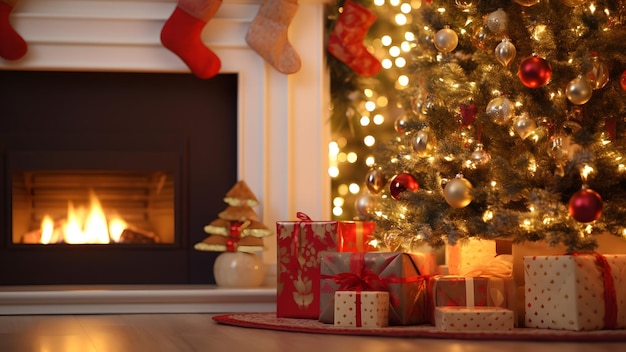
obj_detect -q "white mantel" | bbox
[0,0,331,313]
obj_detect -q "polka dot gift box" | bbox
[434,306,514,332]
[334,291,389,328]
[524,254,626,331]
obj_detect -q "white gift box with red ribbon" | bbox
[524,254,626,331]
[333,291,389,328]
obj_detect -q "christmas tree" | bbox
[361,0,626,253]
[194,180,272,253]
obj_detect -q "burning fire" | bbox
[39,190,127,244]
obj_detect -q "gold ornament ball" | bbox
[434,26,459,53]
[513,115,537,139]
[486,96,515,125]
[566,76,593,105]
[560,0,586,7]
[411,129,437,157]
[444,177,473,208]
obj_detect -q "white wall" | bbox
[0,0,332,270]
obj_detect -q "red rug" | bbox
[213,312,626,342]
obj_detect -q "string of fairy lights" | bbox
[328,0,420,220]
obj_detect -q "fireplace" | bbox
[0,0,330,312]
[1,70,238,285]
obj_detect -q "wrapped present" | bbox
[337,221,376,252]
[334,291,389,328]
[524,254,626,331]
[447,238,512,277]
[427,275,516,324]
[319,251,428,325]
[276,212,338,318]
[434,306,514,332]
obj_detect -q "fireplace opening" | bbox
[0,70,238,285]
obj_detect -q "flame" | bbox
[40,190,127,244]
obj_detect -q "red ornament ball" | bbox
[621,70,626,91]
[568,188,603,223]
[389,173,419,200]
[518,56,552,88]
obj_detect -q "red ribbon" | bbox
[574,253,618,329]
[321,252,425,308]
[292,212,312,256]
[355,292,362,327]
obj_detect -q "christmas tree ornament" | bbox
[621,70,626,91]
[586,53,609,90]
[355,192,378,219]
[515,0,540,6]
[394,114,410,134]
[246,0,301,74]
[549,134,580,177]
[460,101,477,126]
[411,129,437,157]
[513,114,537,139]
[0,0,27,60]
[161,0,223,79]
[486,8,508,35]
[328,0,382,77]
[470,143,491,167]
[471,24,490,51]
[560,0,587,7]
[389,173,419,200]
[365,168,386,194]
[566,75,593,105]
[518,56,552,88]
[568,187,603,223]
[486,96,515,125]
[383,230,403,252]
[494,38,516,68]
[443,174,473,208]
[434,26,459,53]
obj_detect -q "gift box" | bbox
[319,251,428,325]
[334,291,389,328]
[447,238,512,277]
[524,254,626,331]
[337,221,376,252]
[276,212,338,318]
[427,275,516,324]
[434,306,514,332]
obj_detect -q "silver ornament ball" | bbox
[566,76,593,105]
[434,26,459,53]
[486,96,515,125]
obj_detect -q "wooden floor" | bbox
[0,314,621,352]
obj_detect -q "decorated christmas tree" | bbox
[361,0,626,253]
[194,180,272,253]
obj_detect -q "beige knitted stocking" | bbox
[245,0,301,74]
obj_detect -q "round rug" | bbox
[213,312,626,342]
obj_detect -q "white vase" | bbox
[213,252,266,288]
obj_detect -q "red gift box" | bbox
[337,221,376,252]
[276,212,338,318]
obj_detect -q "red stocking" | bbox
[328,0,381,77]
[0,0,27,60]
[160,0,222,79]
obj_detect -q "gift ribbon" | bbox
[355,222,364,252]
[292,212,312,257]
[465,277,475,307]
[574,253,618,329]
[355,292,363,327]
[321,252,425,307]
[459,254,513,278]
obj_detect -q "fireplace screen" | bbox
[13,170,174,246]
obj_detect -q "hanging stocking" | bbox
[0,0,27,60]
[328,0,381,77]
[245,0,301,75]
[160,0,222,79]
